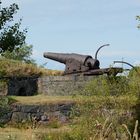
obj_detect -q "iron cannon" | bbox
[43,44,123,76]
[43,52,100,74]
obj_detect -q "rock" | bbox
[11,112,28,123]
[2,102,74,125]
[0,112,12,124]
[41,114,49,121]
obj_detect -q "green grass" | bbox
[0,94,139,140]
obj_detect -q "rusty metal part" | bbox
[114,61,135,69]
[95,44,110,59]
[114,60,139,74]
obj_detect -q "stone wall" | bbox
[0,101,135,128]
[0,75,97,96]
[0,102,75,125]
[38,75,95,95]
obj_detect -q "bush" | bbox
[80,75,140,97]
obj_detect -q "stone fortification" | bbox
[38,75,95,95]
[0,75,97,96]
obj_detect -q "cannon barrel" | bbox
[43,52,100,68]
[44,52,69,64]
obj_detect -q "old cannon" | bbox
[43,44,123,76]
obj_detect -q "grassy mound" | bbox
[0,58,62,77]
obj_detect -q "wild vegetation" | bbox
[39,74,140,140]
[0,71,140,140]
[0,57,62,77]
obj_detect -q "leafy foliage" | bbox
[1,44,35,63]
[80,76,134,96]
[0,3,27,53]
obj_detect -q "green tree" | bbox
[0,2,27,53]
[2,44,35,64]
[0,2,35,63]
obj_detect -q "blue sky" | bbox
[2,0,140,70]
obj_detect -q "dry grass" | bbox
[11,95,76,105]
[10,94,137,108]
[0,126,70,140]
[0,58,62,77]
